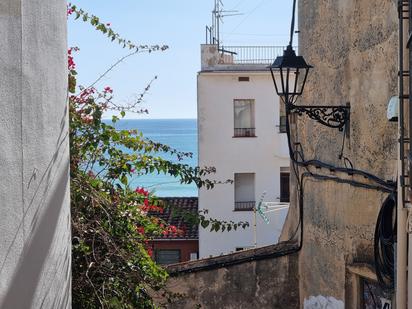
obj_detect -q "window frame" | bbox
[154,249,181,265]
[234,173,256,211]
[233,99,256,138]
[280,171,290,203]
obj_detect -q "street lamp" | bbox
[268,0,349,131]
[268,45,312,106]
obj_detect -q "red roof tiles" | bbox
[150,197,198,240]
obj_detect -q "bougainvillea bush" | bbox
[68,4,248,308]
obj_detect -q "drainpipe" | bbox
[409,221,412,309]
[407,0,412,306]
[397,149,408,309]
[397,1,408,306]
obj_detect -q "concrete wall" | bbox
[198,70,290,257]
[0,1,70,308]
[162,243,299,309]
[280,0,398,306]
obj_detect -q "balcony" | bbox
[219,46,288,65]
[234,128,256,138]
[235,201,256,211]
[201,44,296,71]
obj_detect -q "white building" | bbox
[198,44,290,258]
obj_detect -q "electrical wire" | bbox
[226,0,268,35]
[284,107,395,191]
[374,193,396,292]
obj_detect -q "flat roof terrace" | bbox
[200,44,295,72]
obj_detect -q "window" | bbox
[234,99,255,137]
[238,76,250,82]
[278,95,287,133]
[155,249,181,265]
[234,173,255,211]
[189,252,198,261]
[278,115,287,133]
[280,168,290,203]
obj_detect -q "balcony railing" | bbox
[219,46,295,65]
[235,201,256,211]
[234,128,256,137]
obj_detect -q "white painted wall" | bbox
[198,67,290,257]
[0,1,70,308]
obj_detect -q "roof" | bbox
[150,197,198,240]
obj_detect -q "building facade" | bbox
[198,45,290,257]
[150,197,199,265]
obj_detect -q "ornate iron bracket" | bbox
[288,103,350,131]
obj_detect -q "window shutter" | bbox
[280,172,290,203]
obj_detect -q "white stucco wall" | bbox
[0,1,70,308]
[198,70,289,258]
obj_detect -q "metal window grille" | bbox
[234,128,256,137]
[155,249,181,265]
[234,201,255,211]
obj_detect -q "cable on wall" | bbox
[374,193,396,292]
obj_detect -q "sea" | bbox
[108,119,198,197]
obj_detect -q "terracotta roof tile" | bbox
[150,197,198,240]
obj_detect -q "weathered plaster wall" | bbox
[0,1,70,308]
[282,0,398,306]
[161,243,299,309]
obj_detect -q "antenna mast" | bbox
[206,0,242,47]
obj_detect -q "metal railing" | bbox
[234,128,256,137]
[277,115,287,133]
[235,201,256,211]
[219,46,295,65]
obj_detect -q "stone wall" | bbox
[280,0,398,307]
[0,1,70,308]
[161,243,300,309]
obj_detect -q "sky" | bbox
[68,1,295,119]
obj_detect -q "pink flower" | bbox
[103,86,113,94]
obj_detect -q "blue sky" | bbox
[68,1,295,119]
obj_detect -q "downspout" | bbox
[397,0,409,307]
[407,1,412,307]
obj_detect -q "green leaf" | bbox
[120,175,128,185]
[200,220,209,229]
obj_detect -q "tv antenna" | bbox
[206,0,242,47]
